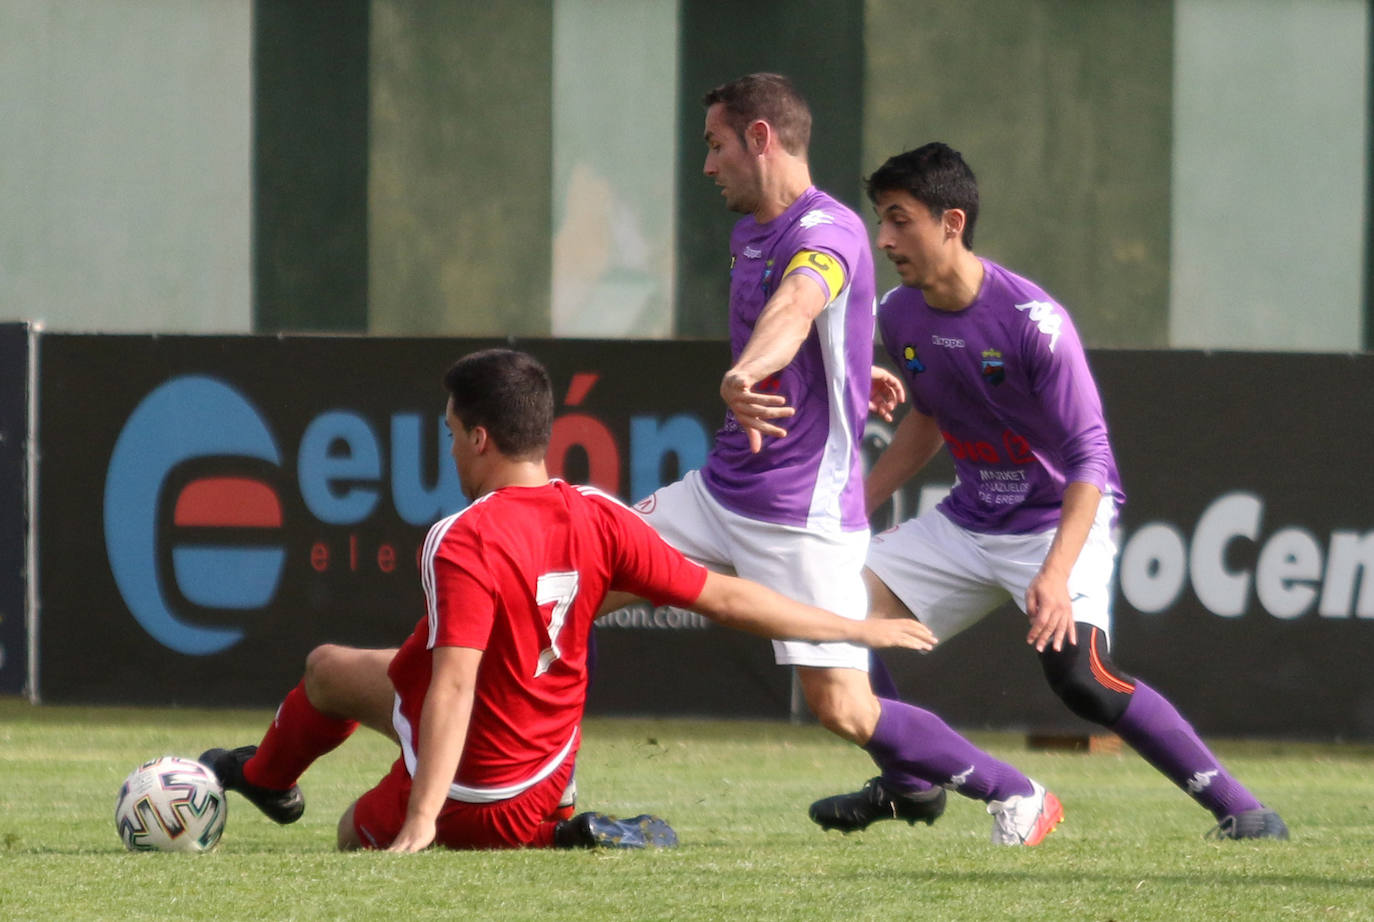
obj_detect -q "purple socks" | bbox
[1111,681,1263,818]
[863,698,1034,802]
[860,678,1265,819]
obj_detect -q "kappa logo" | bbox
[105,376,285,655]
[798,209,834,229]
[1186,769,1220,794]
[946,765,976,789]
[1014,300,1064,352]
[742,246,763,259]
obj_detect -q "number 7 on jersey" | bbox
[534,571,580,677]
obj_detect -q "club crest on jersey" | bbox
[981,348,1005,386]
[902,344,925,374]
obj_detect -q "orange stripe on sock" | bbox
[1087,628,1135,695]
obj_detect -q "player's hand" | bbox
[869,366,906,422]
[386,816,437,853]
[1024,567,1077,652]
[856,617,937,652]
[721,369,794,454]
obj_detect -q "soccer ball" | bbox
[115,756,227,853]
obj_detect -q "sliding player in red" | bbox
[200,348,935,851]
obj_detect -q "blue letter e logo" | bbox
[104,376,284,655]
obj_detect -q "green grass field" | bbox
[1,698,1371,922]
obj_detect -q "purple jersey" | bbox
[877,258,1124,535]
[700,187,876,533]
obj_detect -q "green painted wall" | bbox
[369,0,553,335]
[675,0,868,339]
[864,0,1173,348]
[253,0,370,332]
[249,1,1365,352]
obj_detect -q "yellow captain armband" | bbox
[783,250,846,303]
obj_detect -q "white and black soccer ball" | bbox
[115,755,227,853]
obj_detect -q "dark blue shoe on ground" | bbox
[1208,807,1289,841]
[554,811,678,848]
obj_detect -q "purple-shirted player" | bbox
[808,142,1288,841]
[622,76,1067,847]
[633,73,881,680]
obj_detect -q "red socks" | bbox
[243,681,359,790]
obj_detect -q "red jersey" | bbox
[387,480,707,801]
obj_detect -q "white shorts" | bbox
[635,470,870,670]
[865,495,1118,644]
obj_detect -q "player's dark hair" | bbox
[866,142,980,248]
[443,349,553,460]
[703,72,811,157]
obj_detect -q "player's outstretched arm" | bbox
[865,408,944,516]
[721,271,828,452]
[594,589,641,619]
[690,571,936,651]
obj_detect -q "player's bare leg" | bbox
[303,644,399,739]
[597,590,640,617]
[799,659,949,832]
[795,567,921,743]
[806,571,946,829]
[865,566,916,622]
[798,666,881,744]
